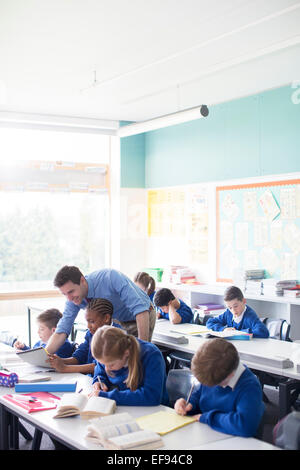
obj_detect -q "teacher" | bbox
[46,265,154,354]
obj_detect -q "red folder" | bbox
[3,391,61,413]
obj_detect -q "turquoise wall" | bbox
[120,85,300,188]
[120,132,145,188]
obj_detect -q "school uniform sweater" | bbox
[157,299,193,323]
[206,305,269,338]
[72,322,122,366]
[21,339,73,358]
[188,364,264,437]
[92,339,168,406]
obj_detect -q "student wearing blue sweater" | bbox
[48,299,120,375]
[175,338,264,437]
[153,288,193,324]
[14,309,73,358]
[206,285,269,338]
[90,325,169,406]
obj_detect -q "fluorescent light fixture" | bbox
[0,111,118,135]
[117,105,209,137]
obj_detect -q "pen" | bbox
[77,388,83,394]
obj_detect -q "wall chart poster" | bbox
[216,178,300,282]
[147,185,209,264]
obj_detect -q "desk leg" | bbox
[279,379,300,419]
[0,404,10,450]
[27,306,32,348]
[11,414,19,449]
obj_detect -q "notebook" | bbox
[86,412,164,450]
[16,347,50,367]
[136,410,195,435]
[53,392,116,419]
[3,392,60,413]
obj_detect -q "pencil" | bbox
[97,376,103,389]
[186,382,195,404]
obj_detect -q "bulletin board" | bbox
[147,185,209,265]
[216,178,300,282]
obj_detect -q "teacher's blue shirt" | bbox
[56,269,151,336]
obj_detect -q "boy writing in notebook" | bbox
[174,338,264,437]
[206,285,269,338]
[14,309,73,358]
[153,288,193,324]
[48,299,120,375]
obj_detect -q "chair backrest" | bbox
[0,331,17,347]
[273,411,300,449]
[263,318,284,340]
[280,320,291,342]
[166,368,195,408]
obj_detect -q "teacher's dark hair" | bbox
[54,265,83,288]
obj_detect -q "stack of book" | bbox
[193,303,225,324]
[244,269,265,280]
[244,269,265,295]
[283,286,300,298]
[276,280,299,297]
[165,266,199,284]
[244,279,263,295]
[262,278,278,297]
[196,303,225,315]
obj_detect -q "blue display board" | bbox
[216,178,300,282]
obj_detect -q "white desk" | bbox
[0,345,274,451]
[0,343,281,451]
[191,437,280,450]
[0,372,233,451]
[153,319,300,418]
[153,320,300,379]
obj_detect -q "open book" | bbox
[206,329,253,340]
[53,393,116,419]
[86,412,164,450]
[170,324,211,336]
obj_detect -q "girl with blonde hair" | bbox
[90,325,168,405]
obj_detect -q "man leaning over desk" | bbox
[46,266,153,354]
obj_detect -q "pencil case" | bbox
[0,371,19,388]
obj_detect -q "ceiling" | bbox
[1,0,300,124]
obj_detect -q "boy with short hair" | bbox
[153,288,193,324]
[174,338,264,437]
[14,308,73,358]
[206,285,269,338]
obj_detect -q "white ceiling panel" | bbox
[0,0,299,122]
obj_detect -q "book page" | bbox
[88,420,140,441]
[83,396,116,414]
[91,412,132,427]
[59,392,88,411]
[107,429,162,450]
[136,410,195,435]
[170,324,210,335]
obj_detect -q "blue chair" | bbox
[166,368,195,408]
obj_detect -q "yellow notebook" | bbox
[136,410,195,435]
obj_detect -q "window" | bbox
[0,128,110,295]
